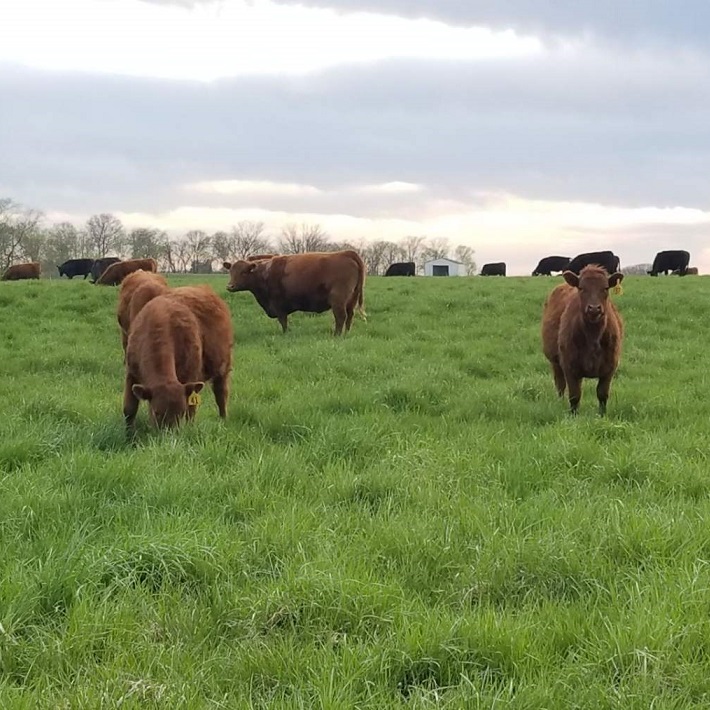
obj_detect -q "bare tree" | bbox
[0,199,44,269]
[382,241,406,268]
[183,230,212,271]
[128,227,166,259]
[170,239,192,273]
[45,222,82,267]
[400,235,426,264]
[362,241,390,275]
[211,231,231,263]
[421,237,451,263]
[454,245,477,275]
[279,223,330,254]
[85,213,125,257]
[228,221,271,260]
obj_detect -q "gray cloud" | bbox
[2,38,710,220]
[265,0,710,48]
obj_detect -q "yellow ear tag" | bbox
[188,392,201,407]
[613,284,624,296]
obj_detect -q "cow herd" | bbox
[0,245,700,429]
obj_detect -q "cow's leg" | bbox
[344,296,356,332]
[123,374,140,430]
[551,360,566,397]
[83,273,89,280]
[212,373,229,418]
[596,373,613,416]
[564,370,582,414]
[277,315,288,333]
[332,304,347,335]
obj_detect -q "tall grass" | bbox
[0,273,709,707]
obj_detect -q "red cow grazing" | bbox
[223,250,366,334]
[96,258,158,286]
[2,262,41,281]
[166,285,233,419]
[247,254,277,261]
[542,265,624,415]
[124,295,205,430]
[117,270,169,351]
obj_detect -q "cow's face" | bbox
[224,260,258,292]
[132,382,204,428]
[563,266,623,324]
[57,266,64,276]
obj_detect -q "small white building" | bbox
[423,257,467,277]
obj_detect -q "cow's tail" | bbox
[355,256,367,321]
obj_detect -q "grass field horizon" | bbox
[1,273,710,707]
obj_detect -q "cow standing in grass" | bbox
[117,270,169,352]
[542,265,624,415]
[96,258,158,286]
[57,258,94,279]
[224,250,366,335]
[2,262,41,281]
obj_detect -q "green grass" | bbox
[0,273,709,707]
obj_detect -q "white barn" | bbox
[423,257,467,277]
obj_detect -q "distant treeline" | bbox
[0,197,477,276]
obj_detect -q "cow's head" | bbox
[57,265,64,277]
[132,381,204,428]
[563,265,623,324]
[224,260,260,292]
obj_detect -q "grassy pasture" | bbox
[0,273,709,707]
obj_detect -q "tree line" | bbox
[0,198,477,276]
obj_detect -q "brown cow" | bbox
[117,270,169,351]
[247,254,277,261]
[542,265,624,415]
[124,295,205,430]
[96,258,158,286]
[686,266,699,275]
[166,285,233,419]
[1,262,41,281]
[223,250,366,334]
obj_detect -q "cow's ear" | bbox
[132,384,152,401]
[184,382,204,397]
[562,271,579,288]
[608,272,624,288]
[222,262,231,270]
[247,262,257,273]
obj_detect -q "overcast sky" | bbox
[2,0,709,273]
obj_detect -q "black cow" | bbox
[90,257,121,283]
[385,261,416,276]
[648,250,690,276]
[480,262,506,276]
[532,255,570,276]
[567,251,620,275]
[57,258,94,280]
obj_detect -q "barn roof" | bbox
[423,257,465,265]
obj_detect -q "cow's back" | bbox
[168,286,233,380]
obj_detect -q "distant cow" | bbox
[685,266,699,275]
[58,258,94,280]
[532,256,570,276]
[90,257,121,283]
[117,270,169,352]
[1,262,41,281]
[480,262,506,276]
[648,250,690,276]
[567,251,620,275]
[96,258,158,286]
[224,250,366,335]
[385,262,416,276]
[542,265,624,415]
[247,254,277,261]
